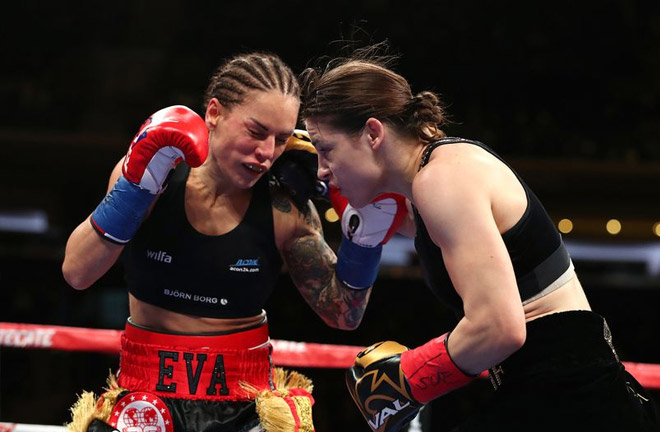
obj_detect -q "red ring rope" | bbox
[1,322,659,389]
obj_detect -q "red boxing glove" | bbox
[90,106,208,244]
[123,105,209,194]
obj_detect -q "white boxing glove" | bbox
[330,187,407,289]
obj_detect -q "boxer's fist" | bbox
[123,105,208,194]
[330,187,407,248]
[90,106,208,244]
[271,129,327,210]
[346,341,422,432]
[347,335,475,432]
[332,187,407,289]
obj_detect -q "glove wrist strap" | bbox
[400,332,475,403]
[335,235,382,289]
[90,176,156,244]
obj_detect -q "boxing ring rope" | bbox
[0,322,364,369]
[1,321,660,431]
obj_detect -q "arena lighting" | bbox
[606,219,622,235]
[324,207,339,223]
[557,218,573,234]
[0,210,49,234]
[653,222,660,237]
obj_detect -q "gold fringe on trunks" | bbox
[242,367,315,432]
[66,373,126,432]
[66,368,314,432]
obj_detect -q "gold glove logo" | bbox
[349,341,417,432]
[352,364,415,432]
[355,341,408,368]
[359,367,411,398]
[367,398,411,431]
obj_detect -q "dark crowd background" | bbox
[1,0,660,430]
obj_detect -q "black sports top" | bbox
[122,163,283,319]
[413,138,572,317]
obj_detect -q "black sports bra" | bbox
[413,138,572,317]
[122,163,283,319]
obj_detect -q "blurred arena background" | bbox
[1,0,659,430]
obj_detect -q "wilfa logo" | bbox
[229,258,260,273]
[147,250,172,263]
[368,399,410,430]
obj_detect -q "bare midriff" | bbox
[523,275,592,322]
[128,294,266,334]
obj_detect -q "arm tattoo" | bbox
[282,211,370,329]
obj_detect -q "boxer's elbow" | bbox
[501,323,526,355]
[320,313,364,331]
[492,313,526,356]
[62,261,94,290]
[337,319,362,331]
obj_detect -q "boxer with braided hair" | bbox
[62,51,408,432]
[299,44,660,432]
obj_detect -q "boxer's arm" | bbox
[275,194,371,330]
[347,158,524,430]
[63,160,128,290]
[413,150,526,375]
[63,106,208,290]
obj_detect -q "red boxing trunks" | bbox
[117,319,272,401]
